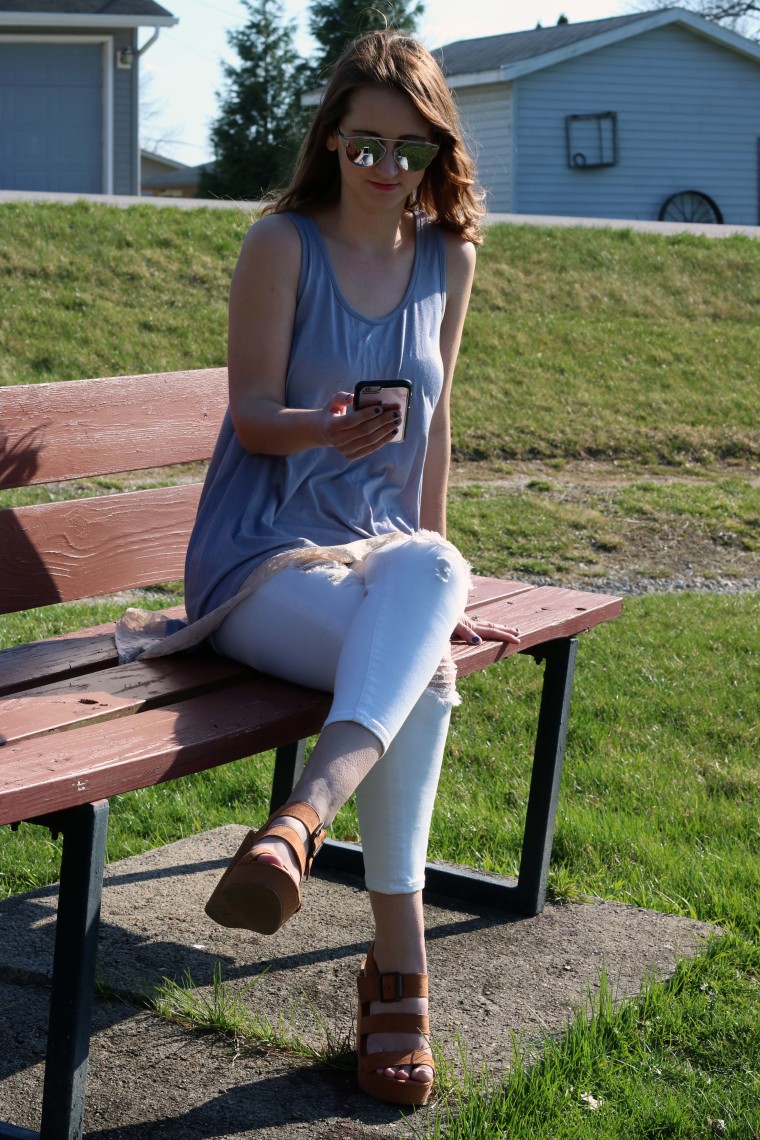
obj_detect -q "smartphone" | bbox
[353,380,412,444]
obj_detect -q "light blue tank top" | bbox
[185,210,446,622]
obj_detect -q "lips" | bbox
[368,181,400,191]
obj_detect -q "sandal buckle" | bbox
[378,972,404,1002]
[304,823,325,880]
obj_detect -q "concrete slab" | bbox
[0,826,715,1137]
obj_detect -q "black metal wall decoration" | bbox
[566,112,618,169]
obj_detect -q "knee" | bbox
[390,533,471,601]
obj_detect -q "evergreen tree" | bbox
[308,0,424,82]
[200,0,307,201]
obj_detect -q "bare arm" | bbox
[419,234,476,535]
[227,215,399,458]
[425,234,520,647]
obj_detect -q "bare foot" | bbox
[366,942,432,1084]
[367,994,432,1083]
[249,815,308,885]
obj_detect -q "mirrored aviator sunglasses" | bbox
[337,129,439,173]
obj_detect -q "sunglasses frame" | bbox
[336,128,439,173]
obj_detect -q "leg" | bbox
[355,688,451,1089]
[364,891,433,1087]
[209,540,465,1098]
[210,537,468,890]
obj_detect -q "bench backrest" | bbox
[0,370,228,615]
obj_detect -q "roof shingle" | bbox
[0,2,173,17]
[435,13,654,76]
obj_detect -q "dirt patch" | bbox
[450,460,760,595]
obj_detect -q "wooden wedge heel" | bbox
[205,801,325,935]
[356,943,435,1106]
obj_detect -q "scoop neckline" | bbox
[304,212,422,325]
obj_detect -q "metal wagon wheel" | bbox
[658,190,723,224]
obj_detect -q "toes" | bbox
[377,1065,411,1081]
[376,1064,431,1083]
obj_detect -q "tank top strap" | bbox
[284,210,445,314]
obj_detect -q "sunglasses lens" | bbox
[340,131,438,172]
[343,137,384,167]
[395,143,437,172]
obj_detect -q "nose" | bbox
[376,144,400,176]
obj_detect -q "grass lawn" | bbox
[1,202,758,1137]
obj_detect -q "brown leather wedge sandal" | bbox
[205,802,325,935]
[356,943,435,1106]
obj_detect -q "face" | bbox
[327,85,436,208]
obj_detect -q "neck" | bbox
[322,195,412,253]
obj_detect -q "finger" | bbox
[470,620,521,644]
[342,429,398,459]
[337,412,401,456]
[453,619,482,645]
[333,404,397,441]
[326,392,354,415]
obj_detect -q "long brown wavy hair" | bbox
[262,31,485,245]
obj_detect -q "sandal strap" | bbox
[358,945,428,1003]
[359,1049,433,1074]
[358,1012,430,1036]
[358,971,428,1002]
[251,801,325,879]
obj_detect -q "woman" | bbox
[188,31,520,1106]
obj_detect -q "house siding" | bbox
[513,23,760,225]
[0,24,140,195]
[113,28,137,194]
[454,82,513,212]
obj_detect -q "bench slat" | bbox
[0,581,531,695]
[1,584,617,745]
[463,577,535,604]
[0,370,227,489]
[0,614,159,697]
[453,586,623,676]
[0,585,531,739]
[1,655,252,745]
[0,678,332,826]
[0,486,201,613]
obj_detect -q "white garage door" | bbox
[0,42,103,192]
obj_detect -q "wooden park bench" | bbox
[0,369,622,1140]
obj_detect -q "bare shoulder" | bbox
[234,212,302,288]
[442,231,477,288]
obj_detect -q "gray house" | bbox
[0,1,177,196]
[438,8,760,224]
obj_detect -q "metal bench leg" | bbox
[269,740,308,814]
[37,800,109,1140]
[512,637,578,916]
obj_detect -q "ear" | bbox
[326,129,338,153]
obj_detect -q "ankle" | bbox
[372,940,427,979]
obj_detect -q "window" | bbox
[566,112,618,169]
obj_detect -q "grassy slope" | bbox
[1,202,759,465]
[460,225,760,464]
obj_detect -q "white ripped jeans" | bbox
[211,534,470,894]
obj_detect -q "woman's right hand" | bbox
[318,392,401,460]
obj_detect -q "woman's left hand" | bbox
[453,615,521,646]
